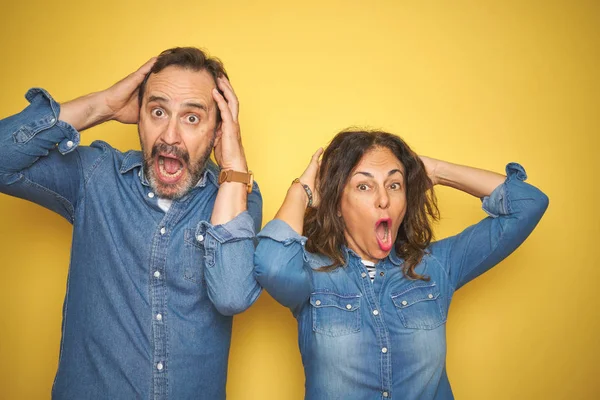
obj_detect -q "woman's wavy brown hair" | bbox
[304,129,439,280]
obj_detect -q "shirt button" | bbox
[154,271,161,278]
[361,272,367,278]
[156,362,163,371]
[383,392,389,398]
[160,227,166,235]
[401,300,408,306]
[148,192,155,198]
[66,140,74,148]
[156,313,162,321]
[382,347,388,353]
[373,310,379,316]
[315,300,321,306]
[380,271,385,277]
[346,304,352,310]
[428,294,434,299]
[50,118,56,123]
[196,234,204,242]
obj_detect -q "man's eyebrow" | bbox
[147,95,168,104]
[182,102,208,112]
[147,96,208,112]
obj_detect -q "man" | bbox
[0,47,262,399]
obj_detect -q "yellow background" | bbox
[1,0,598,398]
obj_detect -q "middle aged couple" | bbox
[0,46,548,400]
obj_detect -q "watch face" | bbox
[218,170,229,184]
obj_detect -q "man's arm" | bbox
[59,57,156,130]
[202,76,263,315]
[0,59,155,221]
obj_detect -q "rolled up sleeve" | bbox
[254,219,313,316]
[437,163,549,290]
[199,210,262,316]
[0,88,83,221]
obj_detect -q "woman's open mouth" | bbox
[375,218,393,252]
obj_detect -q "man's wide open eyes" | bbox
[151,108,165,118]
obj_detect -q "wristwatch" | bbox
[218,169,254,194]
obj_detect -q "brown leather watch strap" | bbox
[218,170,254,194]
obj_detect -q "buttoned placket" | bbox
[148,196,188,400]
[354,259,393,398]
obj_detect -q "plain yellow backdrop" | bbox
[1,0,598,399]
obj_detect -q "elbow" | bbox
[253,244,285,290]
[529,186,550,219]
[211,287,261,316]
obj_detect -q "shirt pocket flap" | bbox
[310,292,360,311]
[391,283,440,309]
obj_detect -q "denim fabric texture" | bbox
[0,89,263,400]
[255,163,548,400]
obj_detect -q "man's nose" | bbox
[160,117,181,145]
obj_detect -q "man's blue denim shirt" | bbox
[0,89,263,399]
[255,163,548,400]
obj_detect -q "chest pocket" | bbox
[184,228,205,284]
[310,292,361,337]
[391,283,446,330]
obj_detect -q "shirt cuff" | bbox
[197,210,255,244]
[20,88,80,154]
[257,219,307,246]
[481,162,527,218]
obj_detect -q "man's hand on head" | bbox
[103,57,156,124]
[59,57,156,131]
[212,76,248,172]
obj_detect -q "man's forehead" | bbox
[145,66,216,101]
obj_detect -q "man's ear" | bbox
[214,122,223,139]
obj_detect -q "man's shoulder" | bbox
[76,140,143,177]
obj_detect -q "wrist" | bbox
[220,162,248,173]
[431,160,453,187]
[291,178,313,208]
[218,169,253,194]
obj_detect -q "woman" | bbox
[254,129,548,400]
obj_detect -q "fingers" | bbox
[299,147,323,186]
[311,148,323,163]
[212,88,235,127]
[215,76,239,122]
[306,147,323,172]
[136,57,157,77]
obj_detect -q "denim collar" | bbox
[342,245,403,267]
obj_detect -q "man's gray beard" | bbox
[141,136,215,200]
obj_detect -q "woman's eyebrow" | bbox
[352,169,404,178]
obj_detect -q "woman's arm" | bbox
[424,160,549,290]
[420,156,506,198]
[254,148,323,314]
[274,148,322,234]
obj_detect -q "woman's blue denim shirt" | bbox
[254,164,548,400]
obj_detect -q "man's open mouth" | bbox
[156,154,185,183]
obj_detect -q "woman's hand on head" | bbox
[298,147,323,207]
[419,155,440,187]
